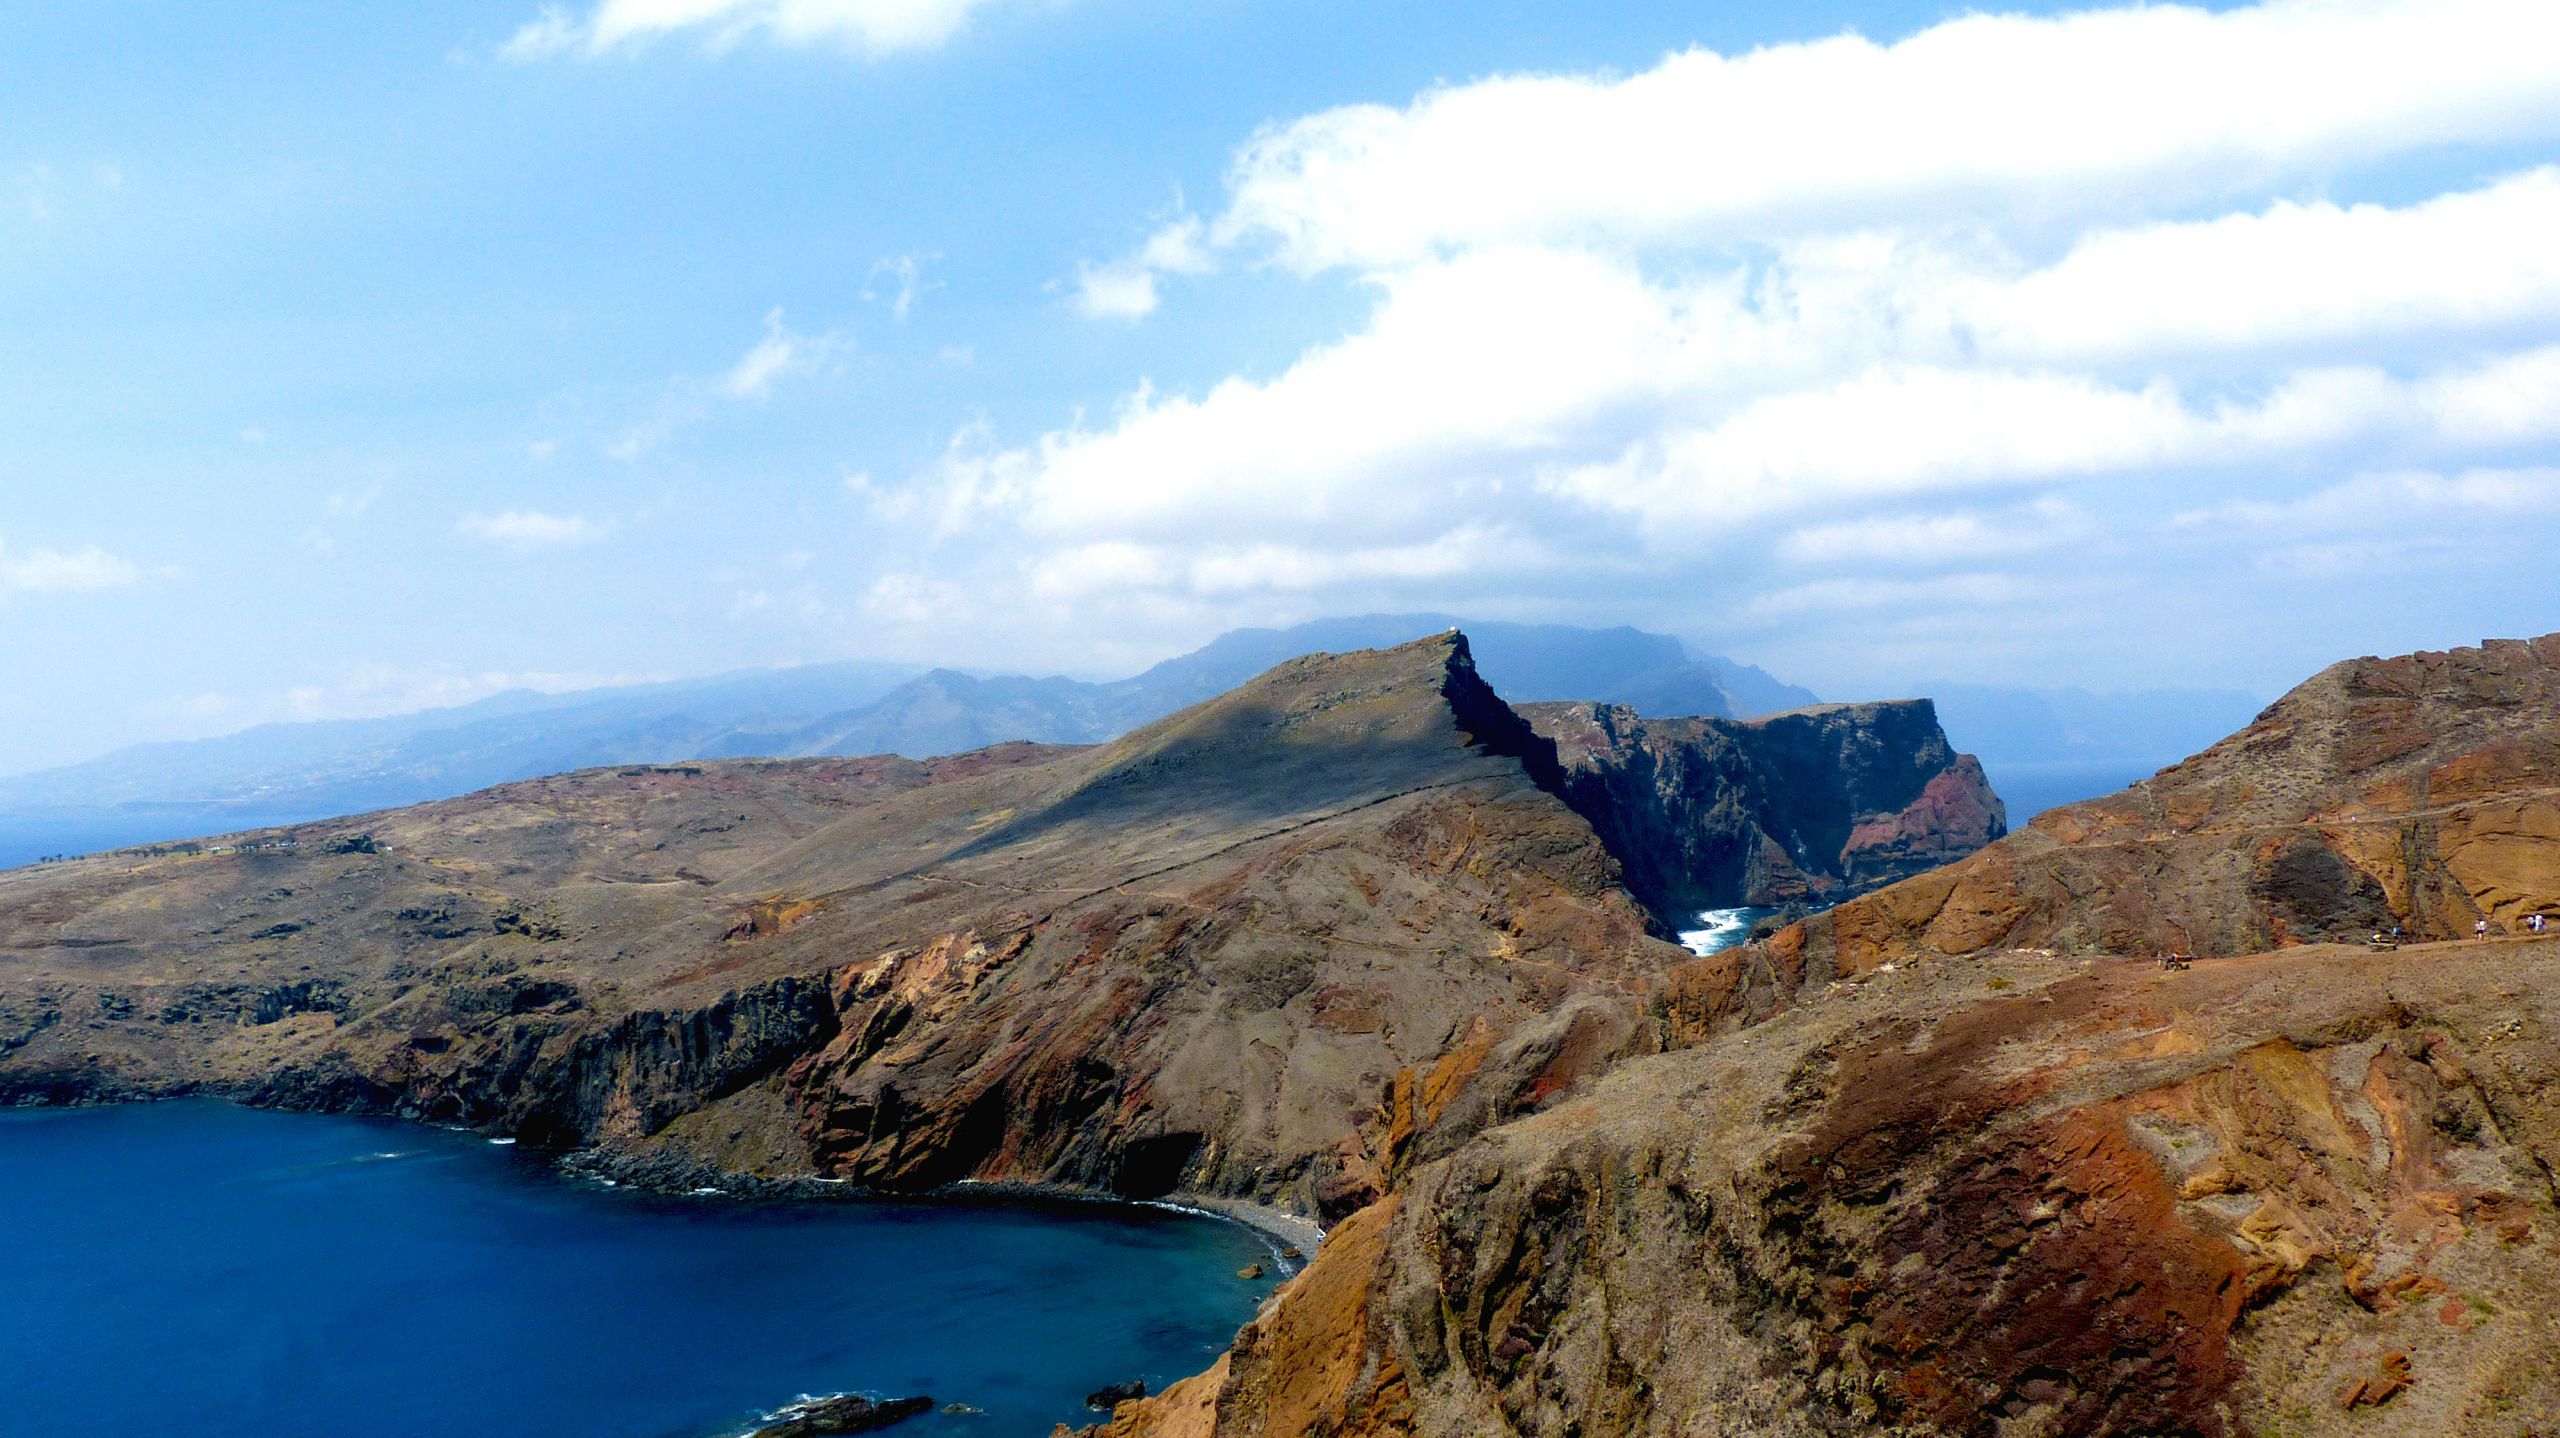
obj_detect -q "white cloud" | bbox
[457,510,603,548]
[865,255,935,321]
[0,539,142,594]
[2175,467,2560,533]
[1069,263,1165,321]
[971,210,2560,550]
[1071,215,1212,320]
[1775,501,2090,567]
[1951,168,2560,363]
[1189,0,2560,274]
[813,0,2560,692]
[720,307,842,399]
[1746,571,2055,619]
[502,0,1002,60]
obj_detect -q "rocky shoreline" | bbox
[556,1142,1325,1273]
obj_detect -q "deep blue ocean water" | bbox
[0,1102,1272,1437]
[0,808,331,872]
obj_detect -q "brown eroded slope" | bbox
[0,634,1690,1214]
[1715,633,2560,998]
[1092,937,2560,1438]
[1082,631,2560,1438]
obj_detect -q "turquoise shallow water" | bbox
[0,1101,1271,1437]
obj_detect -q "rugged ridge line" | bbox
[1687,633,2560,1015]
[0,635,1697,1217]
[1080,631,2560,1438]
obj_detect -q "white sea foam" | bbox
[1677,907,1760,956]
[487,1137,517,1146]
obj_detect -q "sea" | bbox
[0,1101,1274,1438]
[1678,906,1780,955]
[0,807,333,872]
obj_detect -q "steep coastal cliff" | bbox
[1705,633,2560,1003]
[0,635,1689,1214]
[1080,633,2560,1438]
[13,629,2557,1438]
[1519,700,2005,915]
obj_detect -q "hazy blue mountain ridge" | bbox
[0,614,2243,863]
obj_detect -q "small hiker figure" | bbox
[2476,917,2492,940]
[2532,913,2549,936]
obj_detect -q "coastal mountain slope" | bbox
[1088,632,2560,1438]
[1097,936,2560,1438]
[2,635,1786,1214]
[1728,633,2560,989]
[0,616,1814,867]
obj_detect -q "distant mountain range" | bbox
[0,616,1809,865]
[0,613,2262,866]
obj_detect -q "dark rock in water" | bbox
[1085,1380,1147,1410]
[746,1392,932,1438]
[1747,902,1811,945]
[1235,1261,1265,1280]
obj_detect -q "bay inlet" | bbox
[0,1101,1271,1438]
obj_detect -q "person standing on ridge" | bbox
[2477,917,2492,940]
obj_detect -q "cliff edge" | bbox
[0,634,1683,1217]
[1520,699,2004,917]
[1690,633,2560,1013]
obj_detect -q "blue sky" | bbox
[3,0,2557,777]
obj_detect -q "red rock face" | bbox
[1839,755,2008,889]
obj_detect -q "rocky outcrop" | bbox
[1711,634,2560,994]
[1098,938,2560,1438]
[0,635,1686,1218]
[1073,630,2560,1438]
[30,627,2559,1438]
[746,1392,934,1437]
[1519,699,2005,916]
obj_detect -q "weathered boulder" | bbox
[746,1392,933,1438]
